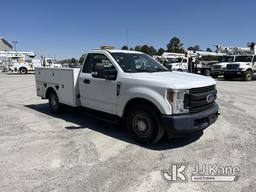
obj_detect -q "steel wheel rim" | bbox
[50,94,58,110]
[132,114,151,138]
[246,72,252,80]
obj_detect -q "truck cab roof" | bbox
[90,49,143,54]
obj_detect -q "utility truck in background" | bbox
[35,49,219,144]
[194,52,225,76]
[223,42,256,81]
[224,55,256,81]
[161,52,189,71]
[9,57,61,74]
[211,55,236,78]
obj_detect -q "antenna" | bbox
[126,30,129,49]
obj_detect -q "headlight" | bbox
[167,89,189,114]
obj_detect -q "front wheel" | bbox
[204,69,211,76]
[127,105,164,144]
[243,70,253,81]
[211,74,219,79]
[48,91,62,114]
[19,67,27,74]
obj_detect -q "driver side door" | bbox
[79,53,118,115]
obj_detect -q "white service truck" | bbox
[35,49,219,144]
[224,55,256,81]
[163,57,188,71]
[211,55,235,78]
[9,57,61,74]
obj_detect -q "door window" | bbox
[82,53,115,75]
[91,54,115,79]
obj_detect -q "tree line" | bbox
[121,37,213,56]
[60,36,213,64]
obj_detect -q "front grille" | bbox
[213,65,221,69]
[190,85,215,94]
[226,64,239,70]
[185,85,217,114]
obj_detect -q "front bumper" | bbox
[211,70,223,75]
[224,71,244,77]
[161,103,219,138]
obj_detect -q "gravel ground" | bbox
[0,73,255,192]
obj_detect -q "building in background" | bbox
[0,37,13,51]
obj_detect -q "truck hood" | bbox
[130,71,215,89]
[232,62,251,66]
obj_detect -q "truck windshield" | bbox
[234,56,253,62]
[111,53,168,73]
[219,56,234,63]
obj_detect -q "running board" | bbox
[81,108,120,124]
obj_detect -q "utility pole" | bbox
[12,41,18,52]
[126,30,129,49]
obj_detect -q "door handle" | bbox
[83,79,90,84]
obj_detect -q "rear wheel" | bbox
[127,105,164,144]
[243,70,253,81]
[19,67,27,74]
[48,91,62,114]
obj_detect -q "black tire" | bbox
[243,70,253,81]
[48,90,62,114]
[204,69,211,76]
[224,74,232,81]
[19,67,27,74]
[211,74,218,79]
[127,105,164,144]
[177,69,183,72]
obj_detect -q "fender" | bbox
[117,86,172,117]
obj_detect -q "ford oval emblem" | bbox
[206,94,215,103]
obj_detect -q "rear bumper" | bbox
[161,103,219,138]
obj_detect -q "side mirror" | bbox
[92,63,117,80]
[104,68,117,80]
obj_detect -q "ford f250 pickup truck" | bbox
[35,49,219,144]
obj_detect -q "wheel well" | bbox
[19,67,27,71]
[246,68,253,72]
[45,87,56,99]
[123,98,161,118]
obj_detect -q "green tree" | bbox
[134,45,142,51]
[187,46,195,51]
[70,58,77,64]
[129,47,134,51]
[157,48,165,56]
[206,48,212,52]
[194,45,200,52]
[121,45,128,50]
[140,45,151,55]
[79,54,86,64]
[149,46,157,56]
[167,37,184,53]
